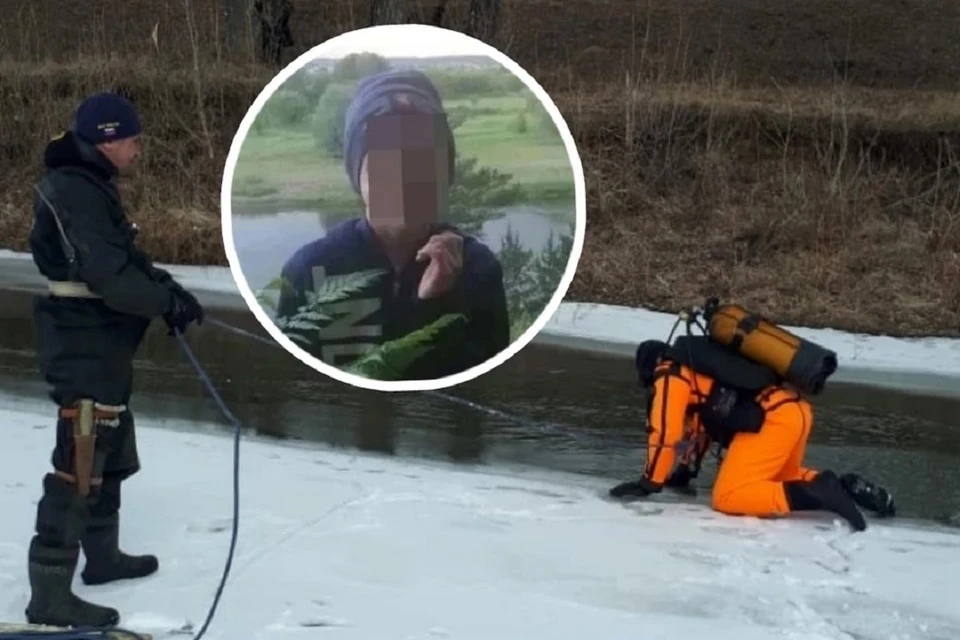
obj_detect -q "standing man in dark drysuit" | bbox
[25,93,204,628]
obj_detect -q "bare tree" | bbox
[367,0,451,27]
[367,0,500,44]
[368,0,409,25]
[222,0,252,61]
[430,0,450,26]
[254,0,294,65]
[464,0,500,45]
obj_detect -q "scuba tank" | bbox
[701,298,838,396]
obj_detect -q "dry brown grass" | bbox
[0,59,271,264]
[558,72,960,337]
[2,0,959,336]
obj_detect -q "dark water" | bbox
[230,206,570,292]
[1,289,958,526]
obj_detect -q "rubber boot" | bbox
[26,473,120,628]
[840,472,896,517]
[81,512,159,586]
[784,470,867,532]
[25,537,120,628]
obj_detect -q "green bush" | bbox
[258,89,312,129]
[426,68,526,101]
[448,155,524,236]
[524,93,562,141]
[306,53,394,157]
[332,52,391,82]
[284,66,332,105]
[255,269,469,381]
[496,220,574,339]
[311,82,356,157]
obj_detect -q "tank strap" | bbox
[729,313,762,350]
[653,361,685,382]
[653,362,714,425]
[653,361,710,397]
[755,386,801,412]
[764,397,800,412]
[34,176,78,270]
[755,386,777,403]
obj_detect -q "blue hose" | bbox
[169,329,240,640]
[204,317,595,442]
[0,316,595,640]
[0,328,240,640]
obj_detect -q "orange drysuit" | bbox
[643,360,819,517]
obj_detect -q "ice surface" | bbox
[1,394,958,640]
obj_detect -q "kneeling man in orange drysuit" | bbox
[609,340,895,531]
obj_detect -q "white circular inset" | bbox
[221,23,587,392]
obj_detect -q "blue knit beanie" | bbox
[342,69,456,194]
[74,93,142,144]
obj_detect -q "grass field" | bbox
[231,94,575,211]
[2,0,959,337]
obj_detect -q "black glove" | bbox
[162,284,204,335]
[151,266,174,285]
[171,281,204,322]
[609,477,661,499]
[665,464,695,488]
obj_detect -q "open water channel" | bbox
[1,288,957,526]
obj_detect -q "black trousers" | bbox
[31,296,150,552]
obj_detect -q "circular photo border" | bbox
[221,23,587,393]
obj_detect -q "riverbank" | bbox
[3,249,959,398]
[1,392,958,639]
[231,93,577,213]
[3,56,960,338]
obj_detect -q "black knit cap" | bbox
[342,69,456,194]
[74,92,142,144]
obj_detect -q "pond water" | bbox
[229,205,571,293]
[1,288,958,527]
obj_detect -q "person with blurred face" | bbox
[25,92,204,628]
[277,69,510,379]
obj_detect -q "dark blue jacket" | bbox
[276,218,510,379]
[29,131,177,406]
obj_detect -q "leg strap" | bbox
[53,471,104,489]
[58,401,127,428]
[57,400,125,497]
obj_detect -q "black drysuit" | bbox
[26,132,177,594]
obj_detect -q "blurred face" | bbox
[361,111,450,233]
[98,135,142,173]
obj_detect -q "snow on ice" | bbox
[1,393,958,640]
[544,302,960,379]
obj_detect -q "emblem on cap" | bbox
[98,121,120,137]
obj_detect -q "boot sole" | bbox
[829,503,868,532]
[25,608,120,628]
[6,623,149,640]
[81,564,159,586]
[81,571,158,586]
